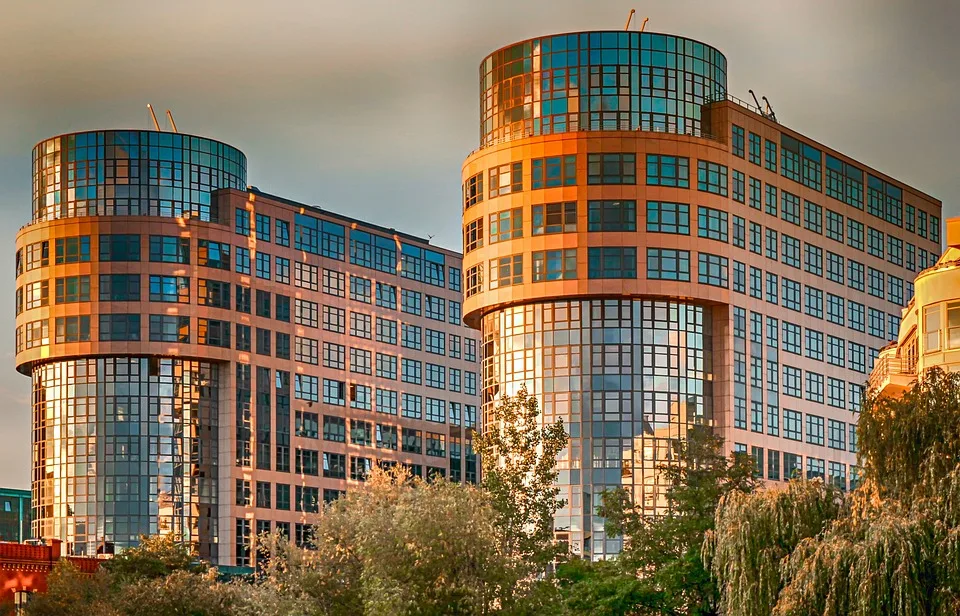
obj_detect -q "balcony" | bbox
[869,348,916,398]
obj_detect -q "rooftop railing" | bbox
[868,352,915,393]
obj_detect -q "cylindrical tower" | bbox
[463,31,731,559]
[16,130,246,559]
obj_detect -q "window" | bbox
[425,296,445,321]
[732,170,745,203]
[805,286,823,319]
[733,216,745,249]
[531,201,577,235]
[588,153,636,184]
[888,275,904,307]
[887,236,903,267]
[588,201,635,231]
[765,139,777,172]
[350,348,372,375]
[198,240,229,269]
[197,279,230,309]
[275,257,290,284]
[402,393,422,419]
[826,252,844,285]
[54,275,90,303]
[848,260,865,292]
[323,305,345,333]
[376,352,398,379]
[647,249,690,281]
[697,206,728,242]
[323,378,345,405]
[781,191,800,225]
[847,219,864,251]
[828,377,846,408]
[826,209,843,242]
[532,155,576,188]
[351,312,372,339]
[402,428,422,454]
[697,253,728,288]
[806,372,824,404]
[449,266,461,293]
[235,208,250,235]
[805,243,823,276]
[868,267,885,299]
[293,336,318,364]
[54,316,90,343]
[533,249,577,281]
[489,208,523,242]
[783,322,801,355]
[806,414,825,446]
[781,235,801,268]
[463,172,483,208]
[54,236,91,264]
[99,314,140,341]
[295,299,319,328]
[805,329,823,361]
[849,342,866,373]
[489,254,524,287]
[765,228,778,261]
[376,282,397,310]
[295,374,319,402]
[295,411,320,439]
[828,419,846,450]
[766,272,779,305]
[588,247,636,279]
[100,234,140,261]
[749,177,762,210]
[783,366,801,398]
[426,364,445,389]
[149,315,189,343]
[255,251,271,280]
[646,154,689,187]
[401,324,421,350]
[464,218,484,252]
[276,218,290,246]
[765,184,778,216]
[867,227,884,258]
[697,160,728,195]
[782,279,801,311]
[749,223,761,254]
[296,448,320,476]
[402,358,422,385]
[235,247,251,274]
[256,481,271,509]
[732,125,745,157]
[322,269,345,297]
[488,161,522,197]
[925,305,942,352]
[377,389,398,415]
[749,132,762,165]
[646,201,690,235]
[197,318,230,347]
[827,294,845,326]
[350,276,372,303]
[784,410,801,441]
[401,289,421,315]
[235,324,251,352]
[804,201,823,234]
[295,262,319,291]
[376,318,397,345]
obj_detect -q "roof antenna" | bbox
[640,17,649,32]
[748,90,763,114]
[624,9,635,30]
[146,104,161,131]
[165,110,179,133]
[761,96,778,123]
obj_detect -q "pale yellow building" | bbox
[871,218,960,396]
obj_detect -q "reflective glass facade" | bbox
[480,31,727,145]
[481,299,711,559]
[0,489,31,542]
[32,358,220,559]
[32,130,246,223]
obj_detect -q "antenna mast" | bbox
[624,9,635,30]
[165,110,179,133]
[762,96,778,123]
[146,104,161,131]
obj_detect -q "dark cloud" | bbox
[0,0,956,488]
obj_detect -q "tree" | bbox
[709,368,960,615]
[248,466,516,616]
[589,425,757,616]
[104,534,204,585]
[473,384,568,578]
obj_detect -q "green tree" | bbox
[473,384,568,578]
[592,425,757,615]
[709,368,960,615]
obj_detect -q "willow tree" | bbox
[708,368,960,615]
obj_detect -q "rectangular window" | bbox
[588,200,635,231]
[54,275,90,303]
[531,201,577,235]
[588,153,636,184]
[697,206,728,242]
[533,249,577,281]
[532,155,576,188]
[488,207,523,242]
[696,160,728,196]
[376,282,397,310]
[806,414,825,446]
[749,132,762,165]
[647,248,691,282]
[295,262,319,291]
[588,247,636,279]
[376,318,397,346]
[784,409,801,441]
[646,154,689,187]
[804,201,823,234]
[99,234,140,262]
[463,172,483,208]
[488,161,523,197]
[489,254,524,287]
[749,177,762,210]
[646,201,690,235]
[847,219,864,251]
[697,253,728,288]
[148,315,189,343]
[197,318,230,347]
[99,314,140,341]
[765,139,777,172]
[54,316,90,343]
[198,240,230,269]
[732,124,745,157]
[54,235,91,264]
[781,191,800,225]
[732,170,745,203]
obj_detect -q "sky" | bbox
[0,0,957,489]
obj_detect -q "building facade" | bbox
[871,218,960,396]
[461,30,942,559]
[0,489,31,543]
[15,130,480,566]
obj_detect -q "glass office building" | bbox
[0,488,31,543]
[17,131,481,565]
[462,30,942,558]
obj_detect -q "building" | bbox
[0,538,100,605]
[15,130,480,566]
[461,30,941,559]
[0,489,31,543]
[871,218,960,396]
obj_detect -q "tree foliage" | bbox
[473,384,569,575]
[710,368,960,615]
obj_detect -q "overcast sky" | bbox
[0,0,957,489]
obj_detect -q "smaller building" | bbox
[0,489,30,544]
[871,218,960,396]
[0,538,100,604]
